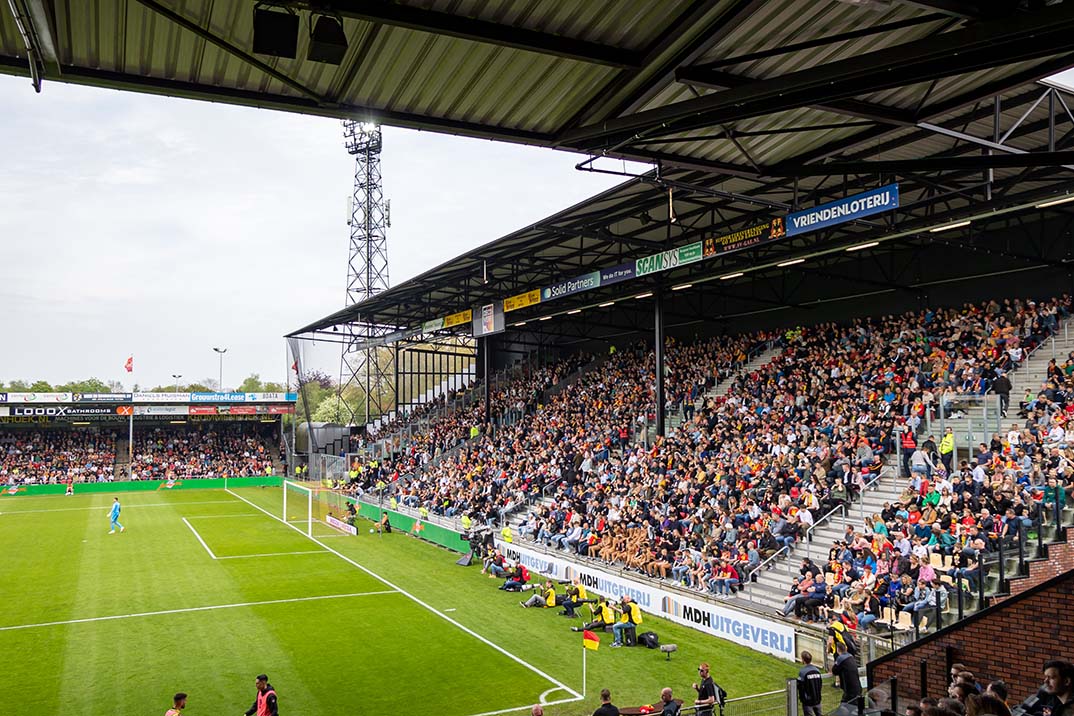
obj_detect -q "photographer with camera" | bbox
[571,596,615,633]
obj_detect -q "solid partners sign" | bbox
[787,183,899,236]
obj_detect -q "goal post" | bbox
[283,480,313,536]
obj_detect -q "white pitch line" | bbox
[216,550,328,560]
[182,517,218,560]
[224,488,582,701]
[183,513,267,519]
[466,695,584,716]
[0,500,235,515]
[0,590,399,633]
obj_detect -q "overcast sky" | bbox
[0,75,636,391]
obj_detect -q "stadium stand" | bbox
[350,294,1074,648]
[0,429,117,484]
[129,424,280,480]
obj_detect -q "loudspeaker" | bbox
[253,8,298,59]
[308,15,348,64]
[455,551,474,567]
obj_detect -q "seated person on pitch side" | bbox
[375,511,392,534]
[559,578,594,617]
[611,595,643,648]
[572,596,616,633]
[521,580,562,609]
[499,563,530,591]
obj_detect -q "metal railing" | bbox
[744,545,791,603]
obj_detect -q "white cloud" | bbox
[0,75,635,389]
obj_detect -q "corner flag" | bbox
[582,630,600,651]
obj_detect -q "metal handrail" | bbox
[744,545,790,602]
[805,504,847,562]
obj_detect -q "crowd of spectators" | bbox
[788,296,1074,632]
[130,425,278,480]
[0,429,117,484]
[353,295,1072,620]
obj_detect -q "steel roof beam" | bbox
[559,2,1074,148]
[560,0,765,131]
[673,67,916,126]
[782,150,1074,176]
[320,0,641,68]
[687,14,948,71]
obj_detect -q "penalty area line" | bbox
[0,590,400,632]
[224,488,582,701]
[182,517,218,560]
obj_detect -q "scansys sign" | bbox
[787,183,899,236]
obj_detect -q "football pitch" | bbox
[0,487,799,715]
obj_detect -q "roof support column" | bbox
[654,288,666,438]
[482,336,491,428]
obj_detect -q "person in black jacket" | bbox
[832,643,862,712]
[798,651,824,716]
[993,370,1013,418]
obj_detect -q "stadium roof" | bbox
[7,1,1074,340]
[5,0,1074,173]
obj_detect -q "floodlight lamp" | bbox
[252,6,299,59]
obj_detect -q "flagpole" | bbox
[582,642,587,699]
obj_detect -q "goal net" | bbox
[283,480,313,536]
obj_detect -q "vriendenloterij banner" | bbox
[786,183,899,236]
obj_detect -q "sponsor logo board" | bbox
[189,406,218,415]
[326,515,358,536]
[495,540,795,659]
[599,262,635,286]
[541,271,600,302]
[787,183,899,236]
[189,392,246,402]
[72,393,132,403]
[503,289,541,313]
[443,309,472,329]
[133,392,190,403]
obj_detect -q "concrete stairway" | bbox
[933,320,1074,466]
[667,344,784,433]
[733,464,904,614]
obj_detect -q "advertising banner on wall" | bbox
[636,242,704,277]
[133,392,189,403]
[503,289,541,313]
[443,309,473,329]
[4,393,72,403]
[245,392,298,402]
[786,183,899,236]
[134,406,190,416]
[189,406,218,415]
[10,405,126,418]
[0,407,7,416]
[600,262,635,286]
[541,271,601,302]
[472,302,505,337]
[73,393,132,403]
[494,540,795,660]
[703,218,787,259]
[190,392,246,403]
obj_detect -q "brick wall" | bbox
[870,544,1074,703]
[1004,531,1074,599]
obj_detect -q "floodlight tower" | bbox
[339,120,393,426]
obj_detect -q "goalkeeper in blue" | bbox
[108,497,125,534]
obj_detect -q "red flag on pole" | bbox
[124,356,134,373]
[291,360,298,374]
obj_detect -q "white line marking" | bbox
[183,513,266,519]
[182,517,217,560]
[466,695,583,716]
[0,591,399,632]
[539,688,563,704]
[444,608,457,612]
[0,500,235,515]
[216,550,327,560]
[224,488,582,700]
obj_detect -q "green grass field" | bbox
[0,487,801,715]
